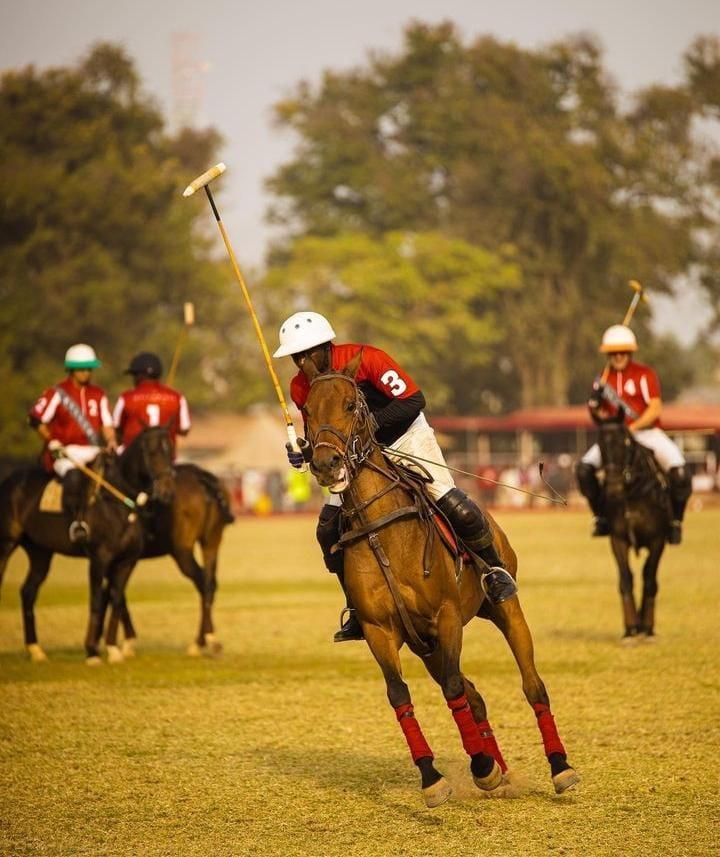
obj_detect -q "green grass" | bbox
[1,509,718,856]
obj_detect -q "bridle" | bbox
[124,425,175,496]
[304,373,376,483]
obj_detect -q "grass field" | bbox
[1,508,718,857]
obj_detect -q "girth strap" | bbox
[367,532,433,658]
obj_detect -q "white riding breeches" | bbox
[52,445,101,478]
[326,413,455,507]
[582,428,685,472]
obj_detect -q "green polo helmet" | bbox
[64,343,101,369]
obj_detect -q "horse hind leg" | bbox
[487,595,579,794]
[198,534,222,655]
[363,624,449,808]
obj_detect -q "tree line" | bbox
[2,27,719,456]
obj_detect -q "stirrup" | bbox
[480,567,518,605]
[68,520,90,544]
[333,607,363,643]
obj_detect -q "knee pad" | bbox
[668,467,692,502]
[437,488,486,533]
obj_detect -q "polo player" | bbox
[274,311,517,642]
[28,344,116,542]
[575,324,692,544]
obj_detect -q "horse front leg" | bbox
[103,558,137,664]
[611,535,639,641]
[118,594,138,657]
[20,545,52,662]
[461,674,508,774]
[84,556,107,665]
[639,539,665,639]
[362,623,448,808]
[421,605,504,795]
[488,595,579,794]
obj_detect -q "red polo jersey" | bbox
[601,360,661,426]
[113,380,191,451]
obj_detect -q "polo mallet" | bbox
[56,446,148,520]
[183,163,307,469]
[599,279,649,386]
[166,301,195,387]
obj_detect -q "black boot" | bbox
[62,469,89,544]
[436,488,517,604]
[575,462,610,536]
[317,505,364,642]
[667,466,692,545]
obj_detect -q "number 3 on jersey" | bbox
[381,370,407,397]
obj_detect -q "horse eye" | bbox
[346,401,356,413]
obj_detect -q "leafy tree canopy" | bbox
[266,23,720,409]
[0,44,265,457]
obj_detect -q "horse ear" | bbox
[343,349,363,380]
[301,356,320,382]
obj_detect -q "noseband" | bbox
[305,373,374,482]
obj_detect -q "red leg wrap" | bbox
[533,703,566,757]
[447,694,485,758]
[395,704,433,763]
[477,719,508,773]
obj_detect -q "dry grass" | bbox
[1,508,718,856]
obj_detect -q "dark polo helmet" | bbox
[126,351,163,378]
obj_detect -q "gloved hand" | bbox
[47,439,63,459]
[286,437,311,469]
[588,380,604,411]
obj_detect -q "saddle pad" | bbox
[39,479,63,513]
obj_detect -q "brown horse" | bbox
[594,413,672,641]
[111,440,232,656]
[301,354,578,807]
[0,451,151,664]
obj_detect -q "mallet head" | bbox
[183,302,195,326]
[182,163,226,197]
[628,279,648,303]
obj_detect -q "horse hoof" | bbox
[473,760,503,792]
[422,777,452,808]
[86,655,103,667]
[121,639,137,658]
[641,633,657,644]
[187,642,203,657]
[553,767,580,794]
[620,634,640,647]
[107,645,124,664]
[204,633,223,656]
[27,643,48,663]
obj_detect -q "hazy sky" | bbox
[2,0,717,342]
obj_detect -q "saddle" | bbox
[39,477,63,513]
[336,454,466,583]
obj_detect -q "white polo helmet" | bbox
[599,324,638,353]
[64,343,101,369]
[273,311,336,358]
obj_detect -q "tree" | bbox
[266,22,719,409]
[263,231,519,412]
[0,44,265,457]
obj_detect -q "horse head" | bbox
[120,424,176,503]
[301,351,375,493]
[594,410,633,502]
